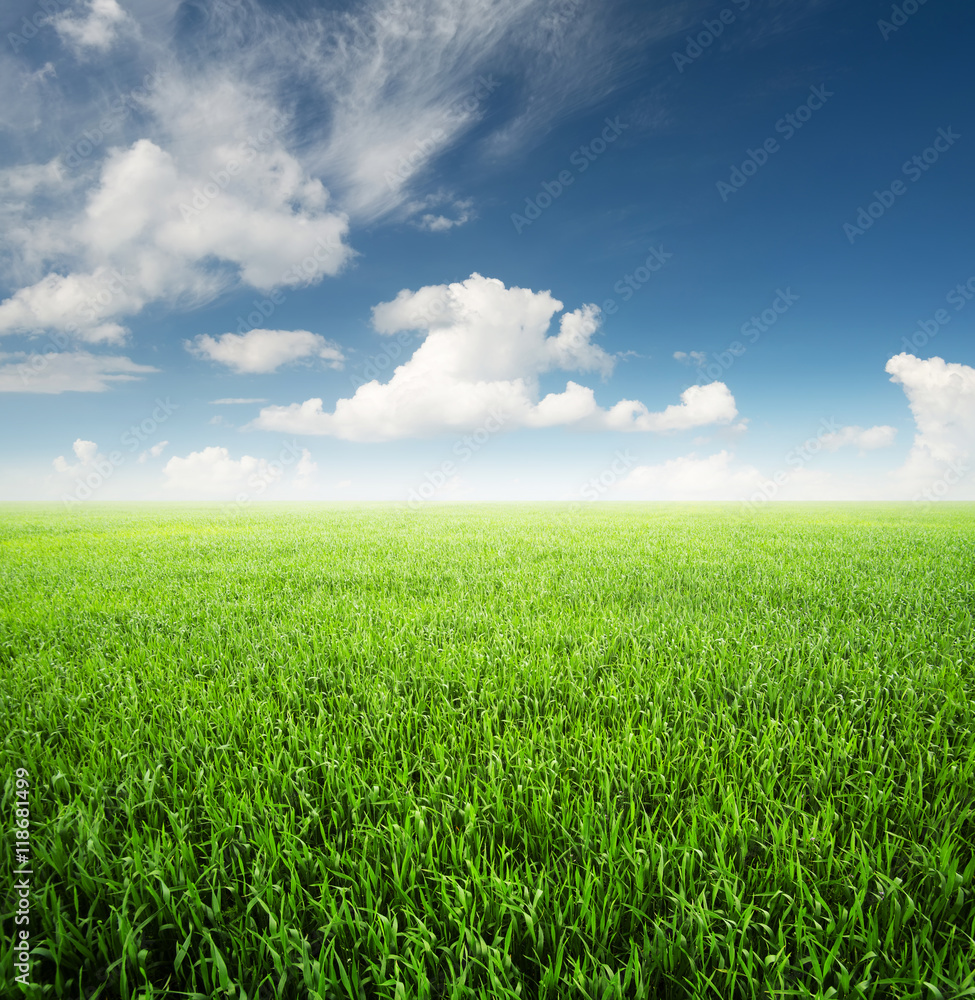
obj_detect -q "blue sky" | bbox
[1,0,973,504]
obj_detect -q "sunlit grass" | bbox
[1,502,974,999]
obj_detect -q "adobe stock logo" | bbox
[681,288,800,388]
[672,0,753,73]
[899,274,975,354]
[842,127,960,244]
[7,0,69,53]
[578,451,636,501]
[60,74,161,173]
[511,117,628,233]
[407,409,508,508]
[716,86,834,202]
[878,0,932,40]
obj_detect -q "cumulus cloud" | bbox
[251,273,739,441]
[53,438,103,475]
[405,194,475,232]
[819,424,898,453]
[187,329,345,374]
[0,350,158,393]
[613,450,766,500]
[599,382,738,433]
[886,353,975,496]
[416,211,471,233]
[611,410,903,503]
[611,451,857,503]
[52,0,131,56]
[0,159,65,201]
[674,350,707,366]
[609,350,975,504]
[137,440,168,463]
[293,448,318,490]
[0,98,352,342]
[162,446,284,497]
[0,266,139,345]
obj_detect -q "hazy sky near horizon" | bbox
[1,0,973,504]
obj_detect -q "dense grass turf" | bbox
[1,503,974,999]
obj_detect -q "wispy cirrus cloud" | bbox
[0,349,157,393]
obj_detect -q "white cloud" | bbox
[187,329,345,374]
[613,450,766,500]
[27,62,58,85]
[417,211,470,233]
[674,350,707,366]
[0,0,670,347]
[137,440,169,463]
[611,450,855,503]
[151,0,648,228]
[289,0,613,223]
[0,96,353,342]
[0,159,64,200]
[820,424,897,453]
[162,446,284,497]
[0,267,138,345]
[251,273,738,441]
[599,382,738,433]
[608,352,975,504]
[53,438,102,475]
[886,353,975,496]
[52,0,131,55]
[293,448,317,490]
[406,194,475,232]
[0,350,157,393]
[0,158,79,292]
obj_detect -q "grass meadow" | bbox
[1,502,974,1000]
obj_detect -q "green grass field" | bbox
[2,503,974,1000]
